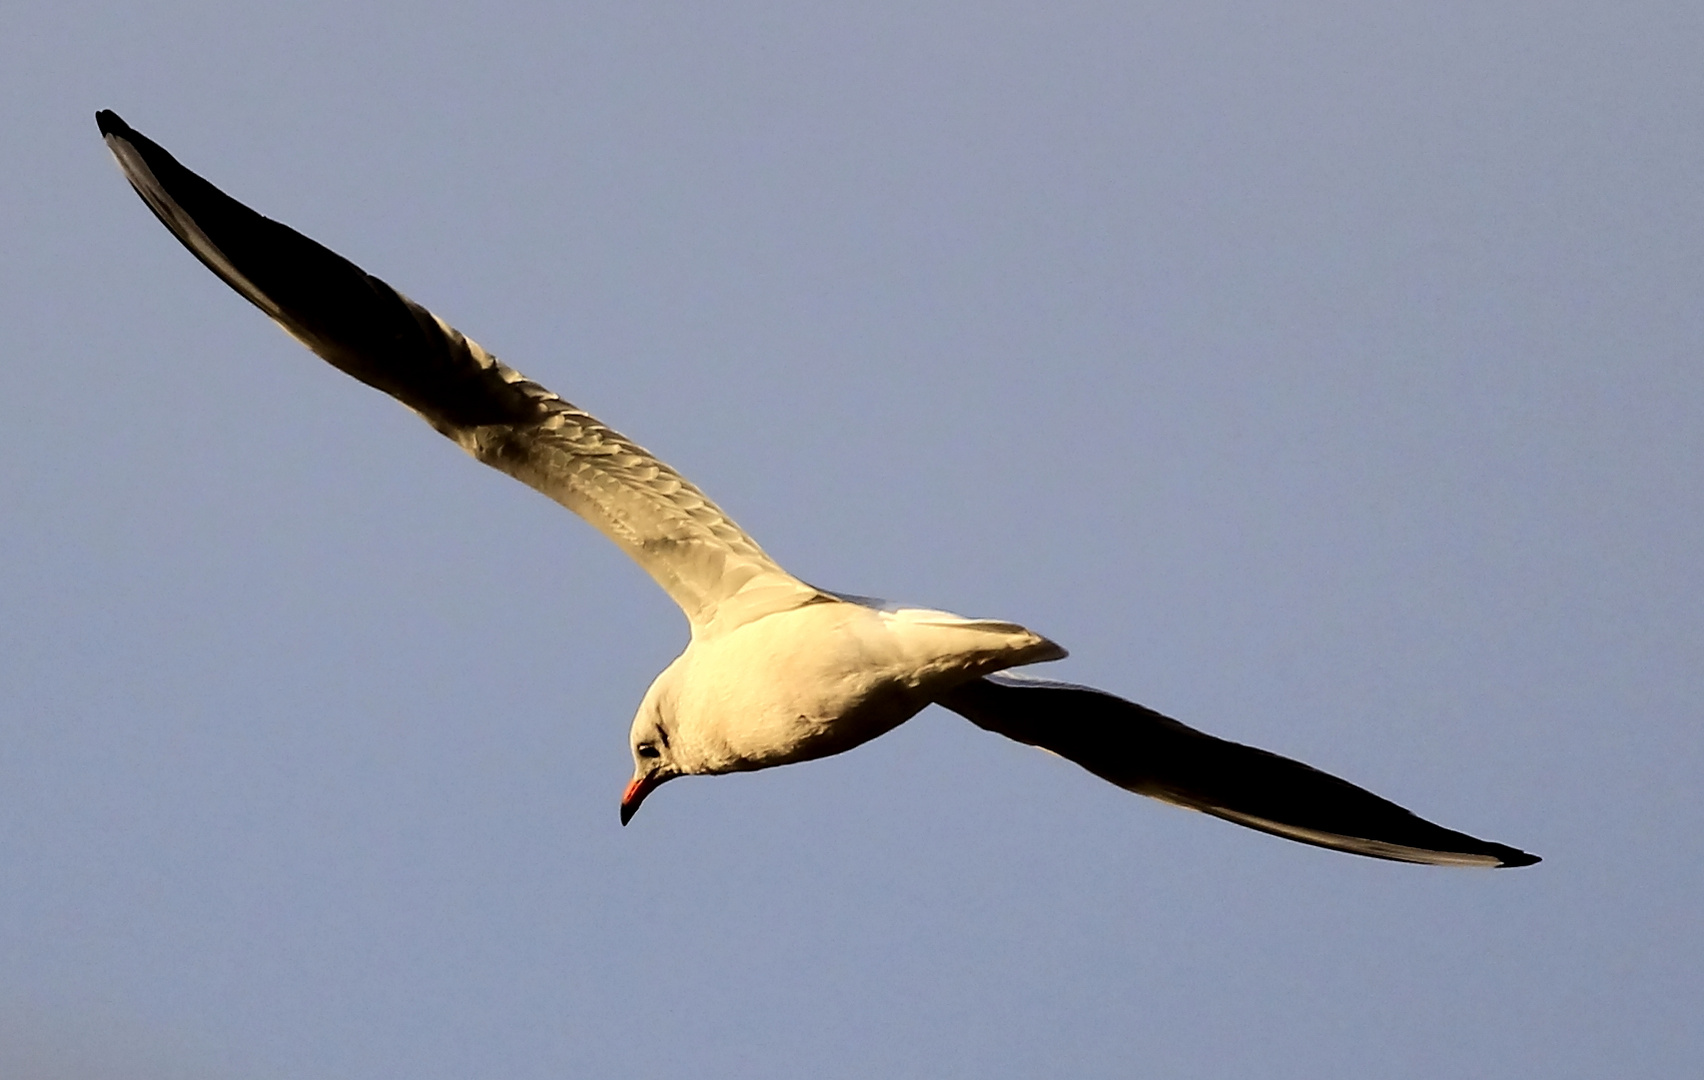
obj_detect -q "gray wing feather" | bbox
[939,673,1540,868]
[97,110,818,633]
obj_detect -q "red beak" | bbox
[620,772,661,825]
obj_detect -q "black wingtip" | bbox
[95,109,128,138]
[1496,849,1542,869]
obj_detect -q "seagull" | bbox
[96,110,1538,868]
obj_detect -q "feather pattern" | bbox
[96,110,818,634]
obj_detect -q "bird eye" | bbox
[637,743,661,759]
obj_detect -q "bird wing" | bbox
[938,673,1539,868]
[97,110,821,636]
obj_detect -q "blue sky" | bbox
[2,4,1699,1078]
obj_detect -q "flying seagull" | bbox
[96,110,1538,868]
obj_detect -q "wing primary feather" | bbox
[939,675,1540,868]
[97,109,551,428]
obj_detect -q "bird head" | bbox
[621,689,681,825]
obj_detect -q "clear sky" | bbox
[2,3,1699,1078]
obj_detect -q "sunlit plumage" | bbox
[97,109,1537,868]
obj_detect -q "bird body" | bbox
[640,600,1065,778]
[96,109,1538,867]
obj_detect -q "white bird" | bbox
[97,110,1538,868]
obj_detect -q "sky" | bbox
[2,3,1700,1078]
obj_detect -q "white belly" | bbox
[667,600,1064,773]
